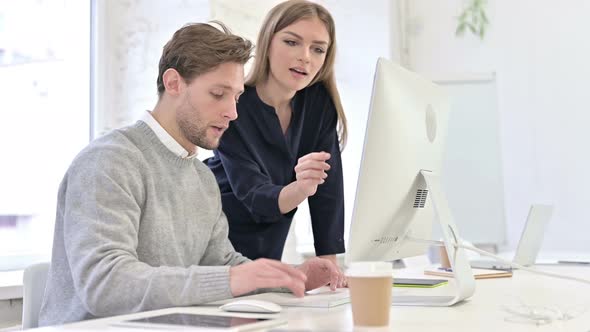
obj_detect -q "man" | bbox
[39,22,343,326]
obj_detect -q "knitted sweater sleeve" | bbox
[60,144,238,317]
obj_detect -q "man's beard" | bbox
[177,115,218,150]
[178,92,222,150]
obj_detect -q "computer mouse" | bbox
[219,299,282,313]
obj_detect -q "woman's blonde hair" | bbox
[246,0,347,149]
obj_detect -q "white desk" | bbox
[33,265,590,332]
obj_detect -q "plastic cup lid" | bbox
[345,261,394,278]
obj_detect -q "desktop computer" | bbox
[346,57,475,306]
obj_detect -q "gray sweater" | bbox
[39,121,249,326]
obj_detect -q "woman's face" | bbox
[267,17,330,92]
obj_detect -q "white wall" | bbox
[94,0,211,136]
[504,1,590,252]
[406,0,590,253]
[401,0,508,246]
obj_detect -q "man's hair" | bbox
[156,21,253,98]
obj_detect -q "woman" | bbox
[206,0,347,269]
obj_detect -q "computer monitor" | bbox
[346,58,475,306]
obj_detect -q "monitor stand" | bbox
[392,170,476,306]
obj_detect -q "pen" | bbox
[438,267,453,272]
[557,260,590,265]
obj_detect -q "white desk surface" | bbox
[32,265,590,332]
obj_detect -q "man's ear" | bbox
[162,68,184,97]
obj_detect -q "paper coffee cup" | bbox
[346,262,393,327]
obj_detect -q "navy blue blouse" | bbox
[206,82,345,260]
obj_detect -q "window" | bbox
[0,0,91,271]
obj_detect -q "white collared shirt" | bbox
[140,111,198,159]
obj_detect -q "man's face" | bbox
[176,62,244,150]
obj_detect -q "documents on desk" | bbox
[207,286,350,308]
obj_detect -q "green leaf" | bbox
[456,23,466,36]
[481,10,489,24]
[456,0,489,40]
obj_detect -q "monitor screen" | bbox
[346,57,451,264]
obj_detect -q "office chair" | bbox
[22,262,50,329]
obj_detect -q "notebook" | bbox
[207,287,350,308]
[470,204,553,270]
[424,267,513,279]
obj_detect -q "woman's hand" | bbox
[296,256,346,291]
[294,152,331,197]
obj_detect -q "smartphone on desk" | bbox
[393,278,448,288]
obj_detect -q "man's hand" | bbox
[296,257,345,291]
[229,258,307,297]
[319,254,347,288]
[294,152,331,197]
